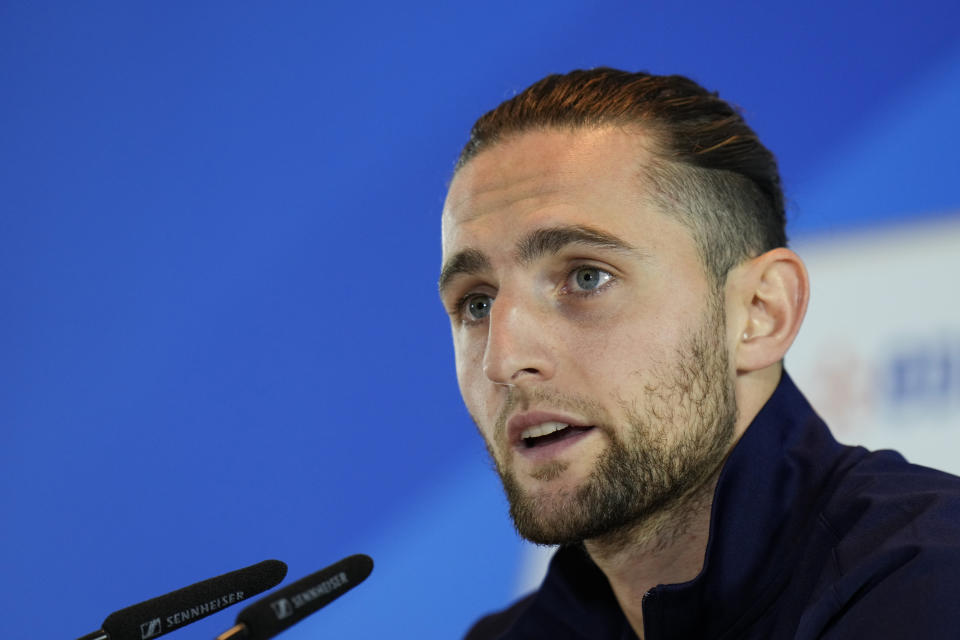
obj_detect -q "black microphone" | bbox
[76,559,287,640]
[215,554,374,640]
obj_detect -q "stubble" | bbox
[487,293,737,547]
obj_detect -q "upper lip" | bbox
[506,410,592,446]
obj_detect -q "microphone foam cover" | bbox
[237,554,373,640]
[102,559,287,640]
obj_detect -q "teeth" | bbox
[521,421,570,440]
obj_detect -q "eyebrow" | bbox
[438,224,639,296]
[515,225,637,265]
[437,248,492,297]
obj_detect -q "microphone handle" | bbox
[76,632,109,640]
[214,623,249,640]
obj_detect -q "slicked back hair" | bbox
[455,68,787,285]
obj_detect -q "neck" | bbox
[583,468,720,640]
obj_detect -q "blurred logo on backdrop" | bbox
[808,332,960,439]
[789,214,960,474]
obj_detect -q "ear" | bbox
[727,247,809,373]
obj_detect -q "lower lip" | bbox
[514,426,596,463]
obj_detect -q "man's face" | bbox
[439,127,738,544]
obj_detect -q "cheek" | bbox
[567,328,652,382]
[453,330,488,405]
[564,301,690,382]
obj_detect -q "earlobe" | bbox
[732,248,809,373]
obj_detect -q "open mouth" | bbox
[521,422,595,448]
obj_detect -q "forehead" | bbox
[445,127,648,222]
[441,127,690,260]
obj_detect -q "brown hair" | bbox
[455,68,787,284]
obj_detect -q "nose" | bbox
[482,291,556,386]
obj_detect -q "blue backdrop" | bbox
[2,2,959,638]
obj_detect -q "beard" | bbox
[486,292,738,546]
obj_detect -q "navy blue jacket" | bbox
[466,373,960,639]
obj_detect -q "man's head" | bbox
[439,70,808,546]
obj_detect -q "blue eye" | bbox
[573,267,611,291]
[463,294,493,320]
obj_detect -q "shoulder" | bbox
[806,451,960,635]
[824,449,960,554]
[463,592,538,640]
